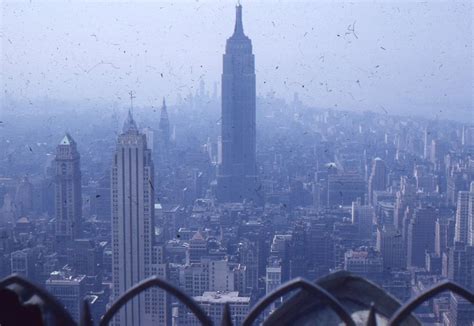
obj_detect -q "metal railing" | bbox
[242,277,355,326]
[0,273,472,326]
[388,280,474,325]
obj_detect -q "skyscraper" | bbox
[368,158,386,205]
[455,190,470,244]
[394,176,415,230]
[468,182,474,246]
[45,270,86,322]
[217,4,257,203]
[328,173,366,207]
[15,176,33,216]
[423,127,436,160]
[54,133,82,243]
[407,207,437,268]
[159,97,170,155]
[376,224,405,271]
[111,108,168,325]
[352,199,375,240]
[435,218,455,256]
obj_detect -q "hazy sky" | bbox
[1,0,472,116]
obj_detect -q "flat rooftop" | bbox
[194,291,250,304]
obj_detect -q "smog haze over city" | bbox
[2,1,472,117]
[0,1,473,325]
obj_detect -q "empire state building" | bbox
[217,4,258,203]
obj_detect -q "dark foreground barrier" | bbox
[1,271,472,325]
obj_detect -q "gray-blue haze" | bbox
[1,0,472,119]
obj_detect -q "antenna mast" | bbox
[129,90,136,114]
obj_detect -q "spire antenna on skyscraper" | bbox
[129,90,136,114]
[123,91,138,132]
[233,2,245,37]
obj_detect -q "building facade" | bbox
[377,224,405,271]
[45,271,86,322]
[368,158,387,205]
[455,190,470,244]
[407,207,437,268]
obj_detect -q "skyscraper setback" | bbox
[217,4,258,203]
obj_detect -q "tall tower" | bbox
[423,127,436,160]
[159,97,170,155]
[407,207,437,268]
[376,224,404,271]
[352,199,375,240]
[111,103,168,325]
[468,182,474,245]
[455,190,470,244]
[217,4,257,203]
[54,133,82,243]
[368,158,387,205]
[15,176,33,216]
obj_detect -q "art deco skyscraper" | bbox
[158,97,170,162]
[54,133,82,243]
[111,109,168,325]
[217,4,257,203]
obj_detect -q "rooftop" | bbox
[194,291,250,304]
[59,133,75,146]
[46,271,86,284]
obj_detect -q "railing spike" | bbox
[243,277,355,326]
[100,276,212,326]
[0,274,76,325]
[221,302,233,326]
[366,302,376,326]
[3,272,473,326]
[389,280,474,325]
[81,299,94,326]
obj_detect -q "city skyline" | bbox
[2,1,472,120]
[0,1,473,325]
